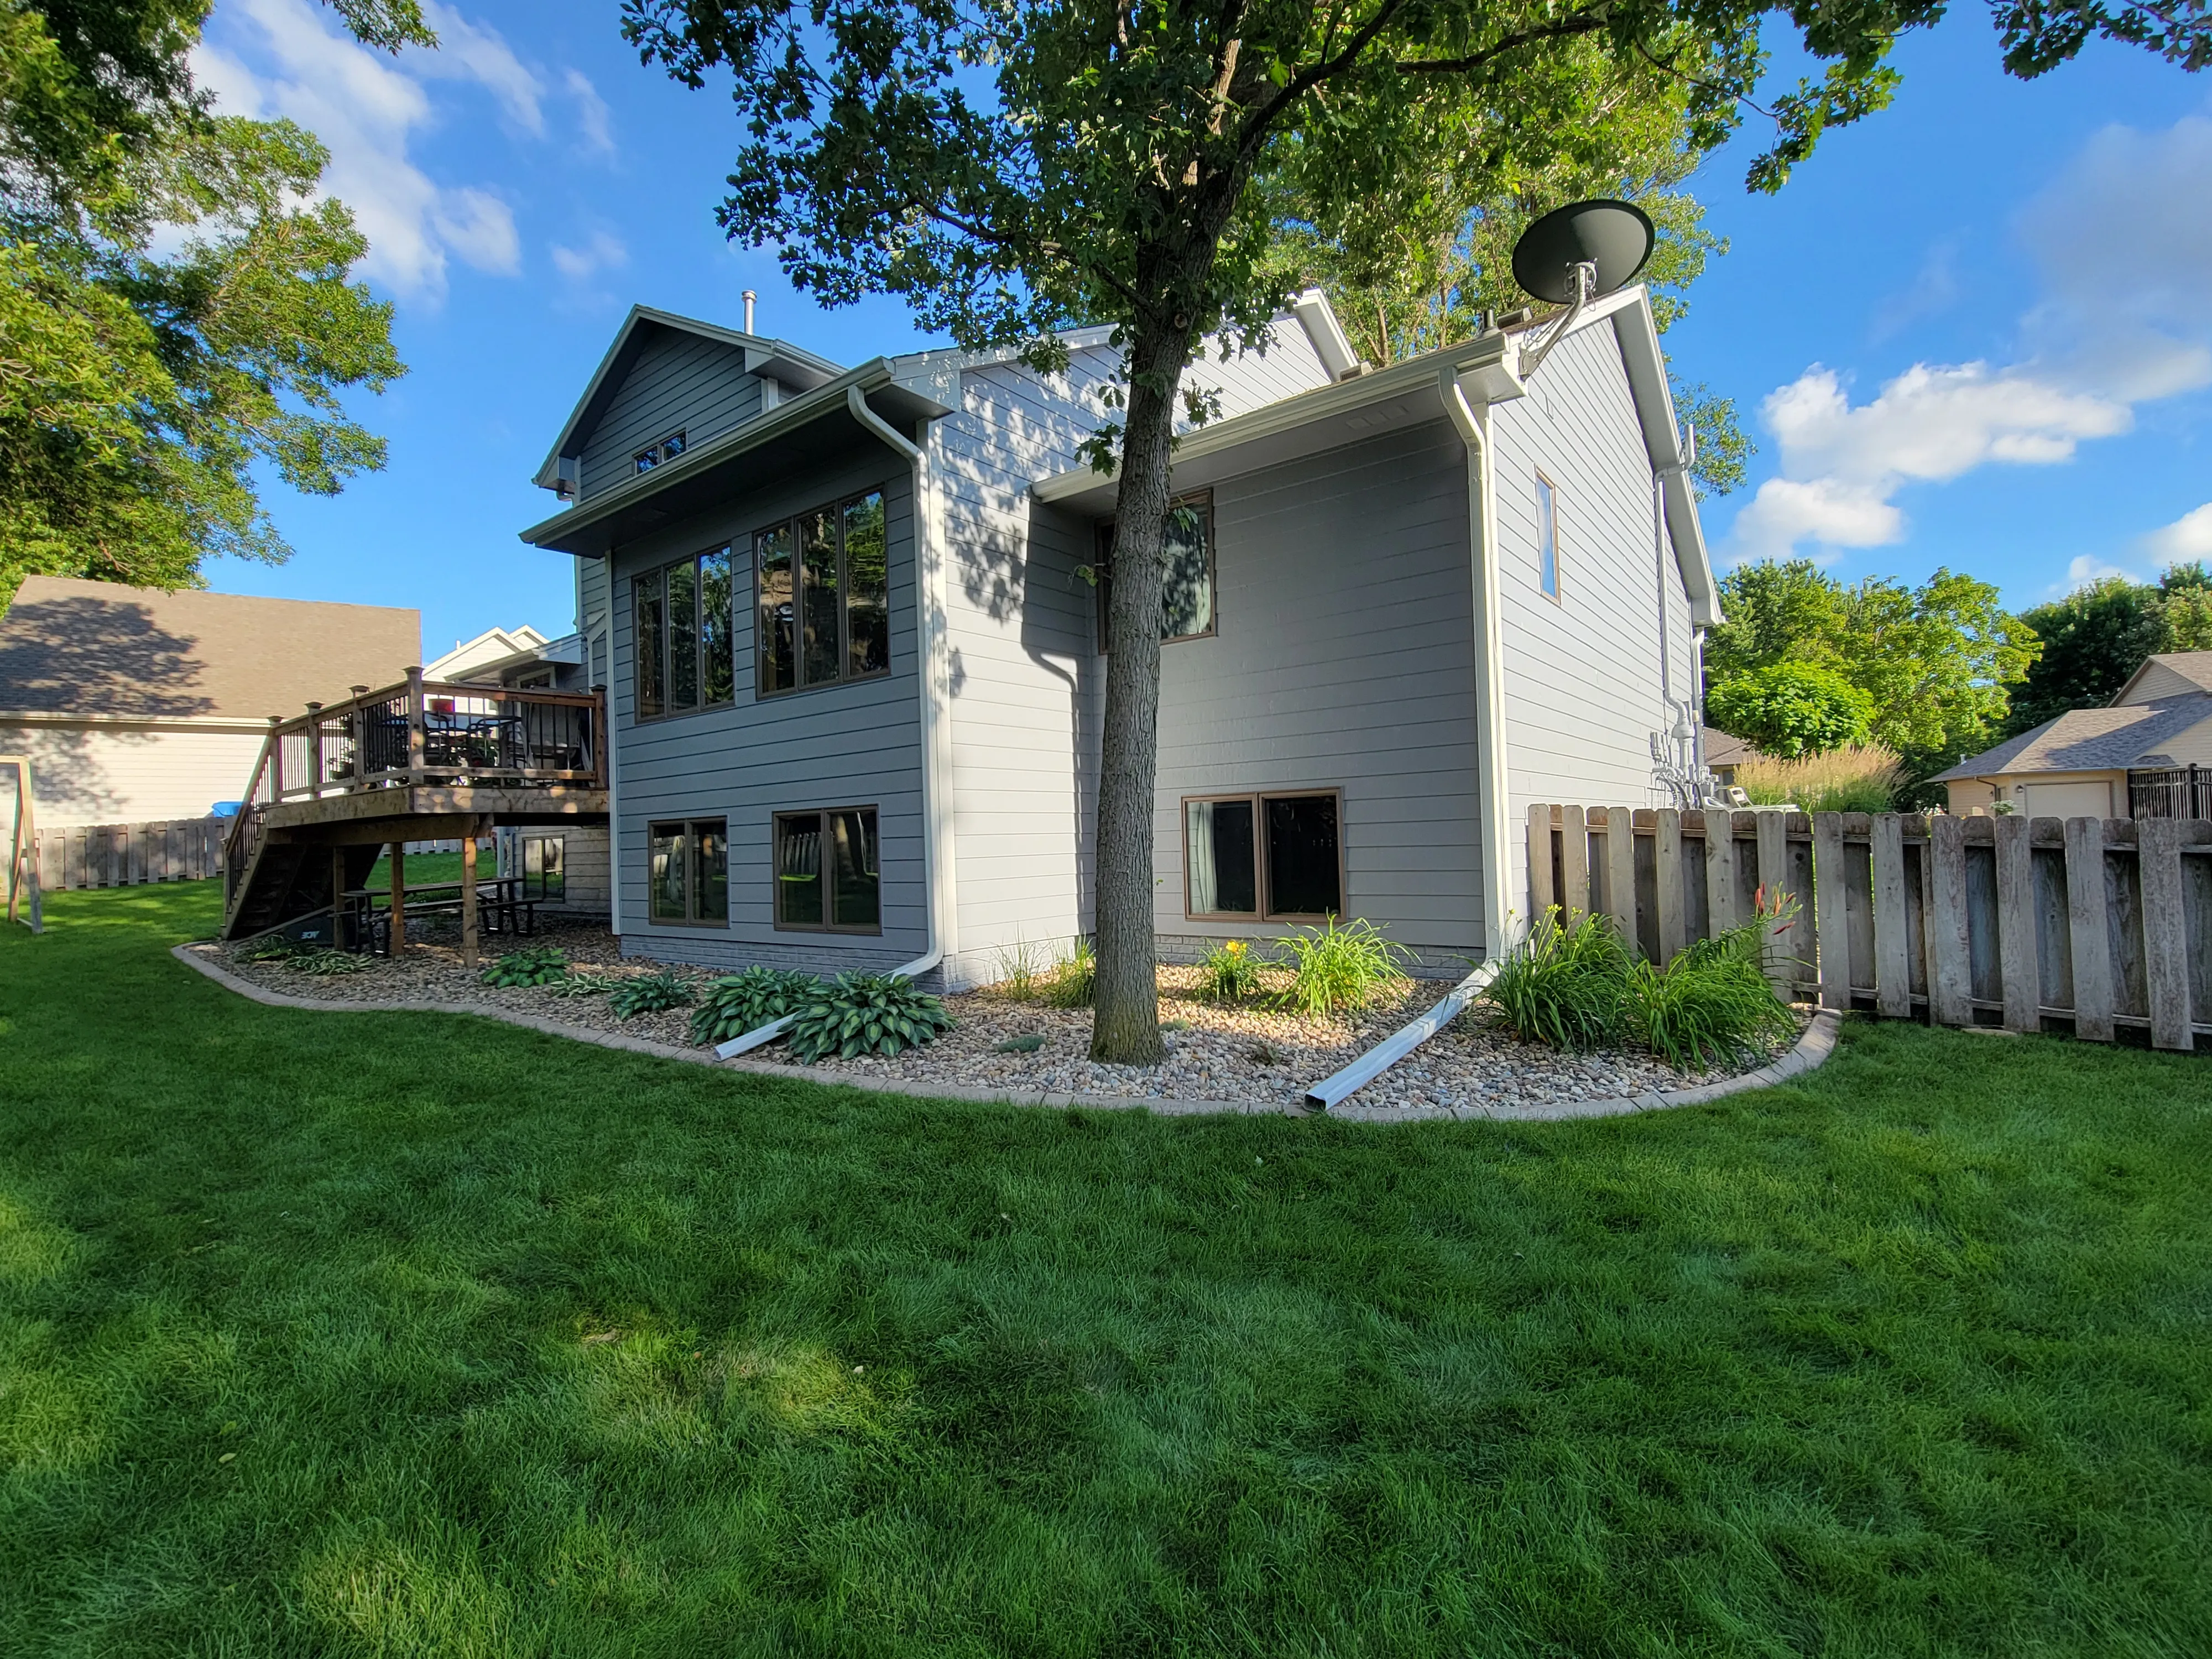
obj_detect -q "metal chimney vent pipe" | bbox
[742,289,757,333]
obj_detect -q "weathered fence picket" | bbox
[1527,805,2212,1051]
[29,816,229,894]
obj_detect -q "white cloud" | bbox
[564,68,614,155]
[550,229,627,281]
[1730,107,2212,565]
[1729,363,2131,561]
[195,0,542,302]
[2049,554,2146,598]
[2149,502,2212,561]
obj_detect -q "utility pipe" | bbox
[1302,961,1500,1112]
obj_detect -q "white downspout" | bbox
[1442,366,1515,964]
[717,384,952,1057]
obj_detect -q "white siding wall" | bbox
[0,721,268,827]
[1489,316,1693,921]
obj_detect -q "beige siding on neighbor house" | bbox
[0,718,269,827]
[2119,660,2208,705]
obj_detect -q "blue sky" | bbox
[193,1,2212,657]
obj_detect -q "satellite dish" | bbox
[1510,200,1655,304]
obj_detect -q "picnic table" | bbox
[338,875,538,956]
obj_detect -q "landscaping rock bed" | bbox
[210,922,1803,1115]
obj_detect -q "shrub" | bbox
[236,933,306,962]
[1706,663,1873,758]
[288,948,371,977]
[1623,920,1797,1071]
[608,971,695,1020]
[1195,938,1264,1001]
[988,939,1047,1001]
[1042,937,1095,1009]
[1481,908,1631,1050]
[482,946,569,988]
[786,973,956,1061]
[1272,917,1411,1018]
[1735,744,1907,813]
[690,966,821,1044]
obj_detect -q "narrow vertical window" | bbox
[757,524,796,694]
[800,507,841,686]
[844,492,889,679]
[700,548,735,706]
[1183,797,1257,917]
[828,807,880,928]
[695,822,727,922]
[1265,794,1341,916]
[666,557,699,711]
[634,570,665,719]
[648,819,727,924]
[648,823,684,919]
[775,812,823,927]
[776,807,881,932]
[1536,473,1560,599]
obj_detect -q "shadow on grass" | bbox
[1,882,2208,1656]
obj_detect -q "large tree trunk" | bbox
[1088,321,1192,1064]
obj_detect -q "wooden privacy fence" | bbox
[1529,805,2212,1052]
[28,816,229,893]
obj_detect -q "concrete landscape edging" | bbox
[172,944,1841,1122]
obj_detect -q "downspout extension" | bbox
[1442,366,1515,967]
[718,387,950,1059]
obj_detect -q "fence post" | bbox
[2064,816,2115,1042]
[1872,813,1912,1019]
[1814,813,1849,1012]
[1559,805,1589,923]
[1995,813,2039,1034]
[1655,808,1686,963]
[1604,806,1637,951]
[1754,812,1791,992]
[1527,802,1553,926]
[2139,817,2193,1051]
[1704,810,1739,935]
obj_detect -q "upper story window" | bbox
[634,429,687,474]
[1095,494,1215,648]
[757,490,889,697]
[1536,473,1561,599]
[635,547,734,720]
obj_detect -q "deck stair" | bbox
[221,669,608,942]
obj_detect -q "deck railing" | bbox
[223,671,605,911]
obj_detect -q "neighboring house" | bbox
[520,287,1716,985]
[0,577,418,828]
[428,624,607,911]
[1934,650,2212,817]
[1701,727,1759,789]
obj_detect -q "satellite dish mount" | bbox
[1508,199,1655,379]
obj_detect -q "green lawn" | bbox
[2,882,2208,1657]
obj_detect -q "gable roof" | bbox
[1929,692,2212,781]
[531,306,845,490]
[2111,650,2212,706]
[0,576,419,719]
[1029,285,1719,627]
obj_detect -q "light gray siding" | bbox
[1490,315,1695,916]
[606,452,926,975]
[579,328,767,499]
[1149,421,1482,972]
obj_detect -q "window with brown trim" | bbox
[757,491,889,696]
[1183,790,1343,921]
[1094,493,1215,648]
[634,547,734,720]
[774,806,881,933]
[648,818,727,926]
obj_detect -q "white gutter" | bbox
[716,386,956,1059]
[1303,961,1500,1111]
[1442,366,1516,966]
[0,709,278,733]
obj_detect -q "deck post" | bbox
[460,820,481,969]
[306,703,324,799]
[349,686,368,786]
[405,666,427,785]
[268,716,285,800]
[389,841,406,955]
[331,843,347,948]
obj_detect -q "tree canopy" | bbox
[2005,564,2212,736]
[0,0,432,606]
[1704,661,1871,758]
[624,0,2208,1061]
[1703,560,2039,789]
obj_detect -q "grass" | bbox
[1735,745,1908,814]
[2,883,2209,1656]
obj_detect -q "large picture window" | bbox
[1183,790,1342,921]
[758,491,889,696]
[648,818,728,925]
[774,806,881,932]
[635,548,734,719]
[1094,494,1214,648]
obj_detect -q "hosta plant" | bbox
[608,971,695,1020]
[691,966,821,1044]
[289,948,371,977]
[236,933,307,962]
[483,946,569,988]
[786,973,955,1062]
[542,971,617,999]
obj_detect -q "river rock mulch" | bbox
[208,922,1803,1116]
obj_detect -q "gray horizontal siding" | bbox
[580,330,767,499]
[607,450,925,972]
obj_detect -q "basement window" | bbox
[648,818,727,926]
[774,807,881,932]
[1183,790,1342,921]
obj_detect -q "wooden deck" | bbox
[222,671,609,950]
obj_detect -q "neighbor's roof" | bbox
[1703,727,1758,768]
[1929,692,2212,782]
[2110,649,2212,706]
[0,576,420,719]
